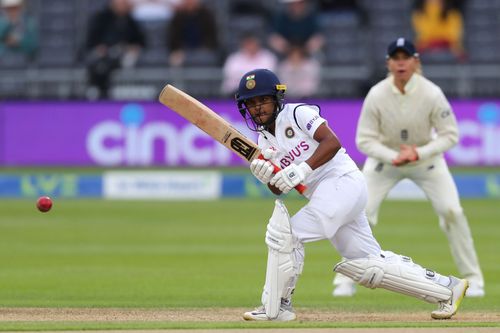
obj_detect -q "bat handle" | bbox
[257,154,307,195]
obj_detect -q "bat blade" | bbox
[159,84,260,162]
[158,84,306,194]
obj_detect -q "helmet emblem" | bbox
[285,127,295,138]
[246,79,256,89]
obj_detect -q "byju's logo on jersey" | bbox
[279,141,311,168]
[306,115,319,131]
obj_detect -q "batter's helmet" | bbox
[235,69,287,130]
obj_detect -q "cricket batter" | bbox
[235,68,468,321]
[332,38,484,298]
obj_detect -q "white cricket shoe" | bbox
[243,304,296,321]
[431,276,469,319]
[332,273,356,297]
[465,282,484,297]
[332,282,357,297]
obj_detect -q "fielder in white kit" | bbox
[332,38,484,299]
[235,68,468,321]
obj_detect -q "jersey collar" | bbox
[391,73,419,95]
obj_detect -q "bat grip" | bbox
[257,154,307,195]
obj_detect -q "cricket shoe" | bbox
[431,276,469,319]
[465,282,484,297]
[332,282,356,297]
[332,273,356,297]
[243,303,296,321]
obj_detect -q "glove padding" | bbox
[250,159,274,184]
[270,162,312,194]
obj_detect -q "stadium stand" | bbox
[0,0,499,100]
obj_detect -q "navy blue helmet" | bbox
[235,69,287,131]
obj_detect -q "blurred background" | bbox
[0,0,499,100]
[0,0,499,201]
[0,0,499,316]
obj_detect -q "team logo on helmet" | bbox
[285,127,295,138]
[246,79,256,89]
[245,74,256,89]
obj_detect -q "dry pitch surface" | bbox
[1,308,499,333]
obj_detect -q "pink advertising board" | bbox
[0,100,498,166]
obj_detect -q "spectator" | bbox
[167,0,218,67]
[0,0,37,58]
[277,43,320,98]
[268,0,324,58]
[221,32,277,96]
[412,0,465,61]
[129,0,180,22]
[85,0,146,99]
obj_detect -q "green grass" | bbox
[0,198,498,329]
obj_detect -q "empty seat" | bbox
[227,15,268,38]
[0,53,30,69]
[467,44,500,63]
[419,51,459,64]
[140,20,168,46]
[318,12,361,31]
[37,46,75,67]
[183,49,220,67]
[137,48,168,67]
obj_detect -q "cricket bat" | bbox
[158,84,306,194]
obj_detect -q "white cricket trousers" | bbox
[290,170,381,259]
[362,155,484,287]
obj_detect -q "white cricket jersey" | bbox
[356,74,459,164]
[257,103,359,190]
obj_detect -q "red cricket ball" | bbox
[36,196,53,213]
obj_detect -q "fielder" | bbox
[332,38,484,298]
[235,68,468,321]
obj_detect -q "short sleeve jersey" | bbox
[257,103,359,190]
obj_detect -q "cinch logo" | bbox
[448,103,500,165]
[86,104,254,166]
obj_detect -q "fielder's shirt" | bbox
[356,73,459,164]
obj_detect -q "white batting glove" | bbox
[262,147,277,160]
[250,159,274,184]
[270,162,312,194]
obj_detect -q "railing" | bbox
[1,64,500,100]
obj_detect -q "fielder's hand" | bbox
[270,162,312,194]
[392,144,419,166]
[250,159,274,184]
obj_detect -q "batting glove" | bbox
[270,162,312,194]
[250,159,274,184]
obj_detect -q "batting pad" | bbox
[263,200,299,319]
[334,256,452,304]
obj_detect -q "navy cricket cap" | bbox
[387,38,419,58]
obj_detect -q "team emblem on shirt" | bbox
[285,127,295,138]
[401,129,408,141]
